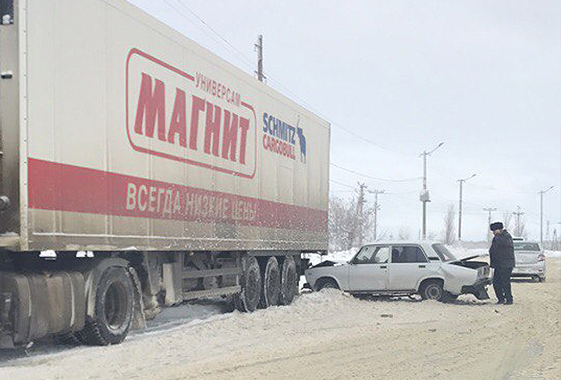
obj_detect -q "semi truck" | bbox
[0,0,329,348]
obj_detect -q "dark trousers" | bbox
[493,267,513,302]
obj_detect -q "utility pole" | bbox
[369,189,385,240]
[513,206,524,237]
[355,183,367,247]
[538,186,554,243]
[457,174,476,241]
[419,142,444,240]
[254,34,264,82]
[483,207,497,242]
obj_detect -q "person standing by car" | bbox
[489,222,515,305]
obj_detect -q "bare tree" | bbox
[397,227,411,240]
[513,217,527,238]
[443,204,456,245]
[426,231,438,240]
[502,212,513,231]
[328,196,349,251]
[328,184,374,250]
[377,229,389,241]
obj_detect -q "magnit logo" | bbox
[126,49,257,179]
[262,113,307,163]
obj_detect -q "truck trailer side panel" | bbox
[1,0,329,252]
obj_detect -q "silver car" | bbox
[512,241,546,282]
[304,241,492,302]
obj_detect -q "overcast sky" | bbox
[129,0,561,242]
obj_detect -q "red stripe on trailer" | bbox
[27,158,327,232]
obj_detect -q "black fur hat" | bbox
[490,222,504,231]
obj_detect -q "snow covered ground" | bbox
[0,253,559,380]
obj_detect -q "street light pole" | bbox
[457,174,476,241]
[539,186,554,243]
[420,142,444,240]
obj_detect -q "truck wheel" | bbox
[259,256,281,308]
[79,267,134,346]
[234,256,262,312]
[279,256,298,305]
[419,280,444,301]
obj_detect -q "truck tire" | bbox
[419,280,444,301]
[234,256,262,312]
[279,256,298,305]
[259,256,281,308]
[78,267,134,346]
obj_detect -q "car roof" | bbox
[361,241,438,246]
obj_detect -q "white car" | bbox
[304,241,492,301]
[512,241,546,282]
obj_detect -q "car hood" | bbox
[451,255,482,263]
[309,260,346,269]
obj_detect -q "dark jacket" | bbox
[489,230,515,268]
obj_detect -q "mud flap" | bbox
[128,267,146,330]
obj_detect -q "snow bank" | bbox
[545,250,561,258]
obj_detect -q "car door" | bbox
[388,245,431,291]
[348,245,390,291]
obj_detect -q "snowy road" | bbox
[0,258,559,380]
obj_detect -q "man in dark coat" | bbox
[489,222,515,304]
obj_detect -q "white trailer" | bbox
[0,0,329,347]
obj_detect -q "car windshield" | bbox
[431,244,457,262]
[514,242,540,251]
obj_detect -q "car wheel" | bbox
[419,280,444,301]
[539,276,546,283]
[316,278,339,291]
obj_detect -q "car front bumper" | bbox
[461,277,492,300]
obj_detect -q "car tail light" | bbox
[538,254,545,262]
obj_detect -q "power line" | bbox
[172,0,255,67]
[162,0,415,159]
[331,163,421,183]
[329,179,356,189]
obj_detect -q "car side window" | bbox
[372,246,390,264]
[353,246,376,264]
[353,246,389,264]
[391,246,428,263]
